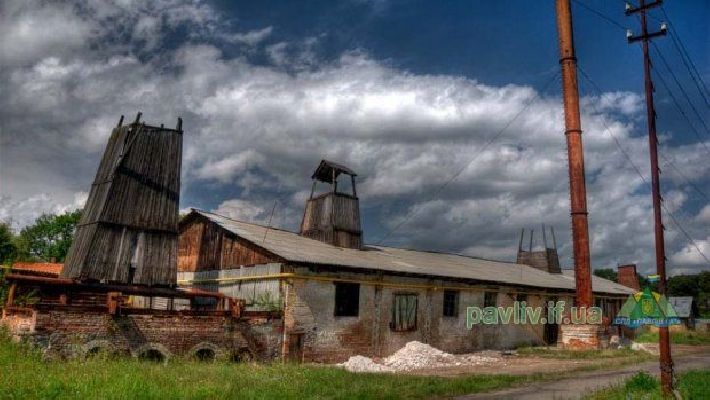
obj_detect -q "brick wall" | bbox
[282,267,558,363]
[2,308,282,361]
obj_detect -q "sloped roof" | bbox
[11,262,63,276]
[669,296,694,318]
[187,209,634,296]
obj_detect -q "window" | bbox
[516,294,527,304]
[443,290,459,317]
[484,292,497,308]
[391,294,418,331]
[334,283,359,317]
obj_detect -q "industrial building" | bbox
[177,160,635,362]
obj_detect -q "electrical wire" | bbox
[660,6,710,107]
[650,67,710,156]
[375,71,561,245]
[578,65,710,265]
[572,0,627,31]
[650,42,710,135]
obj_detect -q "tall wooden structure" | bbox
[299,160,362,249]
[61,114,183,286]
[516,225,561,274]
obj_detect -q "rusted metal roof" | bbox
[190,209,634,296]
[10,262,63,277]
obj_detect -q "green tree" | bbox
[0,222,16,264]
[593,268,617,282]
[15,210,82,262]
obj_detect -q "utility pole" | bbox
[555,0,593,309]
[625,0,673,395]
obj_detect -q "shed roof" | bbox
[186,209,634,296]
[669,296,694,318]
[11,262,63,277]
[312,159,357,183]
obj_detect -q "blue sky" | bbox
[0,0,708,275]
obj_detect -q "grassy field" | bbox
[634,330,710,345]
[516,346,654,361]
[585,370,710,399]
[0,334,538,400]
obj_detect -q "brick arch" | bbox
[82,339,118,358]
[133,343,172,362]
[188,342,225,361]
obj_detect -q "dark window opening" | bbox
[484,292,497,308]
[334,282,360,317]
[443,290,459,317]
[139,349,165,362]
[391,293,418,331]
[195,348,215,362]
[516,294,528,303]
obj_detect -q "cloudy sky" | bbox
[1,0,708,276]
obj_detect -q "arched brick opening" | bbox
[134,343,171,363]
[82,340,117,359]
[188,342,224,362]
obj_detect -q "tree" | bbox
[15,210,82,262]
[0,222,16,264]
[593,268,617,282]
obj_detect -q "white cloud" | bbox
[1,0,708,277]
[224,26,273,46]
[696,204,710,224]
[0,192,87,231]
[671,236,710,267]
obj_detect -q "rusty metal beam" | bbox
[3,274,226,299]
[555,0,593,309]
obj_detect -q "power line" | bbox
[660,6,710,106]
[375,71,561,245]
[659,152,709,202]
[578,65,709,266]
[650,42,710,135]
[572,0,627,31]
[650,66,710,156]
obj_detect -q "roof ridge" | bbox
[192,208,298,234]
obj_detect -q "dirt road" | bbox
[456,351,710,400]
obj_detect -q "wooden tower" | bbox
[61,114,183,286]
[299,160,362,249]
[516,225,561,273]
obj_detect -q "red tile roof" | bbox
[10,262,63,276]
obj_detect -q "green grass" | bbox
[516,346,654,361]
[634,330,710,345]
[585,370,710,399]
[0,333,534,400]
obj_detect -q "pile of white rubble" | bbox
[338,341,501,373]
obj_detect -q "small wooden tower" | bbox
[516,225,561,273]
[299,160,362,249]
[61,113,183,286]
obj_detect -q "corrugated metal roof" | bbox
[191,209,634,296]
[669,296,694,318]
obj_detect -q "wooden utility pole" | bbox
[555,0,593,309]
[626,0,673,394]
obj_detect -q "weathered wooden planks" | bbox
[62,116,182,286]
[178,216,279,272]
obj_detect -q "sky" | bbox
[0,0,708,276]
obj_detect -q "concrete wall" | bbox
[282,266,579,363]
